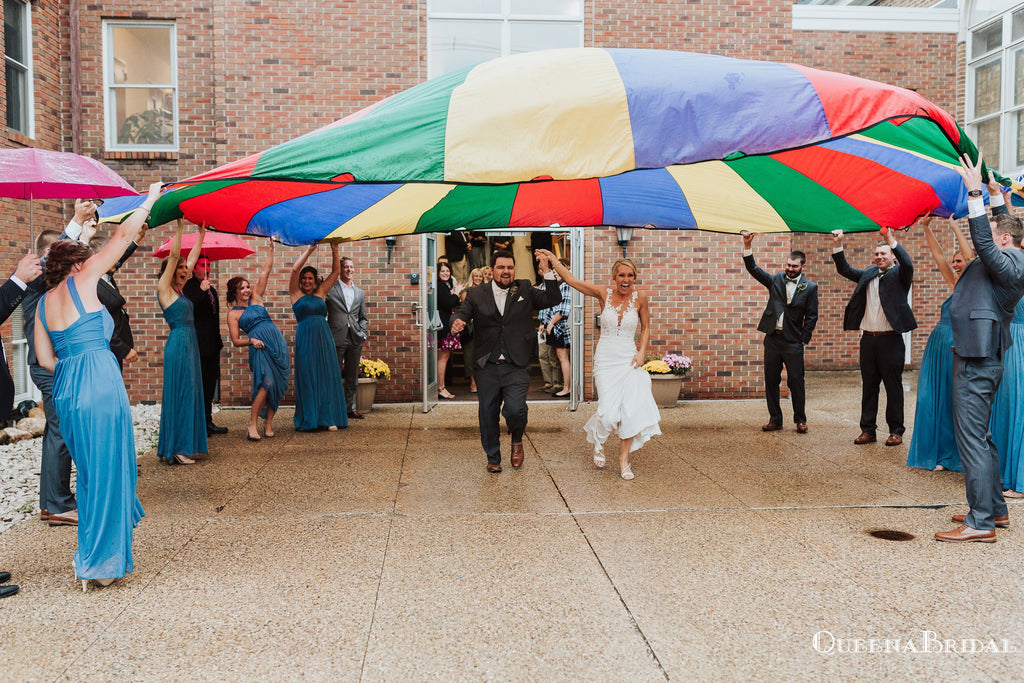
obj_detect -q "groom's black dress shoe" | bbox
[207,422,228,435]
[0,571,11,583]
[0,584,18,598]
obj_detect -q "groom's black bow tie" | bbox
[786,277,799,284]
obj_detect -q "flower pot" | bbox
[649,374,683,408]
[356,377,377,414]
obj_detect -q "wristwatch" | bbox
[968,189,983,197]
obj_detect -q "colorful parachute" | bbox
[136,48,1016,244]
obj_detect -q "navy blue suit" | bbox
[833,242,917,436]
[950,204,1024,530]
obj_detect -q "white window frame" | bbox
[965,2,1024,177]
[426,0,585,79]
[102,20,178,152]
[4,0,34,137]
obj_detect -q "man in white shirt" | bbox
[832,227,917,446]
[326,257,369,419]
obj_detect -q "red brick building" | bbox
[1,1,1020,410]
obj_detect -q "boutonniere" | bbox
[508,284,519,300]
[797,282,808,292]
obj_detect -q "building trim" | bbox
[792,6,959,33]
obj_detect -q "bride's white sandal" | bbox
[620,464,634,480]
[593,448,605,469]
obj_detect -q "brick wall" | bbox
[1,1,971,405]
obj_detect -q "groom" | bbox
[450,249,561,472]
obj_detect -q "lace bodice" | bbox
[599,289,639,340]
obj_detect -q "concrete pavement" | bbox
[1,371,1021,681]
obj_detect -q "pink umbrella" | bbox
[153,232,255,262]
[0,147,138,239]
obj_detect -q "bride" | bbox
[534,249,661,479]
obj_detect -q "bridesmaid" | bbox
[227,238,290,441]
[156,219,208,465]
[906,217,973,472]
[289,242,348,431]
[34,180,161,591]
[992,296,1024,498]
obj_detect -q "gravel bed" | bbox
[0,403,162,533]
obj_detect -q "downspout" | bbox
[69,0,82,154]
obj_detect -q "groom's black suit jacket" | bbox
[453,279,562,369]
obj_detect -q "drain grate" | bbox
[867,529,915,541]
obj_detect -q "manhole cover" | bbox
[867,529,915,541]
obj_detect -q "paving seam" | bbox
[358,406,415,683]
[54,435,286,681]
[524,432,671,682]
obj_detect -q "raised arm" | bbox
[184,224,206,274]
[289,242,318,303]
[921,217,957,290]
[318,243,342,295]
[741,231,773,287]
[82,181,162,282]
[829,230,863,283]
[157,218,185,308]
[534,248,603,299]
[950,218,974,264]
[251,238,274,303]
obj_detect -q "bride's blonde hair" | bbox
[610,258,638,279]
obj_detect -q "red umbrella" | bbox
[0,147,138,240]
[152,232,255,261]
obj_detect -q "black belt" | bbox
[489,358,507,365]
[863,330,899,337]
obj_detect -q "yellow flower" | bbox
[641,359,671,375]
[358,357,391,380]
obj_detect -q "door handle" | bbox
[412,302,423,327]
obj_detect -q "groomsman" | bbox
[327,256,369,419]
[831,227,916,446]
[183,255,227,435]
[742,232,818,433]
[936,157,1024,543]
[0,250,42,601]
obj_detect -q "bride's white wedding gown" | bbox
[584,289,662,453]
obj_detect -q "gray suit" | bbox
[326,280,368,412]
[950,205,1024,530]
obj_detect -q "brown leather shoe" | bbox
[48,510,78,527]
[935,525,996,543]
[510,442,525,468]
[486,463,502,473]
[952,514,1009,528]
[761,423,783,432]
[795,422,808,434]
[40,509,49,522]
[348,410,364,420]
[853,432,876,445]
[885,433,903,446]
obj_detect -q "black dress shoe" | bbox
[348,410,364,420]
[0,584,19,598]
[0,571,10,583]
[207,422,228,435]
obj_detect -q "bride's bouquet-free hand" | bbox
[358,357,391,380]
[641,353,692,377]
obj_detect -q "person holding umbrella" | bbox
[156,219,208,465]
[33,181,161,591]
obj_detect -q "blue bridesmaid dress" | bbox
[292,294,348,430]
[907,296,962,471]
[236,304,290,415]
[157,295,208,462]
[992,299,1024,493]
[40,278,144,580]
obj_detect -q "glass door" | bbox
[421,234,440,412]
[567,227,585,411]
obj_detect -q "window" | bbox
[427,0,584,78]
[967,2,1024,175]
[4,0,32,136]
[103,21,177,151]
